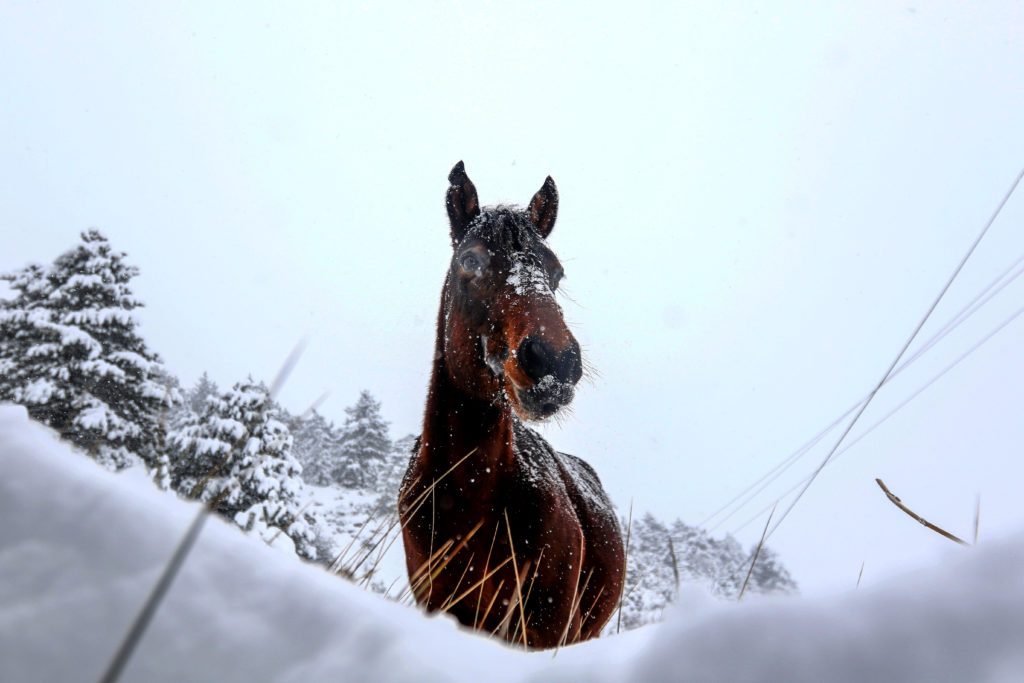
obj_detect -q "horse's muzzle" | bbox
[514,375,576,419]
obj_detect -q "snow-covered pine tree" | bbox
[371,433,417,516]
[187,372,219,416]
[742,545,797,596]
[332,390,391,489]
[0,230,174,471]
[618,513,679,630]
[168,377,318,560]
[291,410,341,487]
[615,511,798,631]
[148,365,185,490]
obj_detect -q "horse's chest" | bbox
[418,453,578,552]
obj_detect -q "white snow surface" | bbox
[2,403,1024,682]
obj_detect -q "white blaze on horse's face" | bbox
[444,163,581,421]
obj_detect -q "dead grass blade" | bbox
[478,579,505,629]
[875,478,969,546]
[442,556,514,614]
[556,525,587,650]
[502,509,530,649]
[575,584,606,644]
[973,494,981,544]
[568,569,595,645]
[739,502,776,601]
[474,522,503,628]
[616,500,633,635]
[667,536,680,595]
[397,448,478,528]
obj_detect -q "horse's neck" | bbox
[421,316,515,477]
[422,359,515,473]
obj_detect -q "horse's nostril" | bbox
[519,335,582,385]
[541,403,558,416]
[561,339,583,385]
[518,336,554,383]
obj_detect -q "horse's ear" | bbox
[528,176,558,239]
[446,160,480,244]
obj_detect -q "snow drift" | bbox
[2,404,1023,682]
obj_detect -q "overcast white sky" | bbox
[3,1,1024,595]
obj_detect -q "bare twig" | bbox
[875,478,969,546]
[856,561,865,589]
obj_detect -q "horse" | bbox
[398,161,625,649]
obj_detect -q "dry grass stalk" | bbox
[667,536,680,595]
[329,508,380,574]
[567,568,596,645]
[500,560,532,646]
[474,522,502,628]
[396,448,479,529]
[856,561,865,589]
[409,518,485,596]
[556,526,587,649]
[408,539,455,598]
[576,584,606,644]
[441,555,514,613]
[973,494,981,544]
[502,509,530,649]
[99,342,306,683]
[615,500,633,635]
[738,502,776,601]
[478,579,505,628]
[356,518,405,587]
[875,478,968,546]
[518,547,545,618]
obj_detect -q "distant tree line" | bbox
[613,512,797,631]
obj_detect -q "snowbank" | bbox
[2,404,1023,682]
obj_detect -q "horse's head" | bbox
[441,161,582,421]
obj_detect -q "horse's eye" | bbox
[460,253,483,273]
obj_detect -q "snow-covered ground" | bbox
[2,404,1024,682]
[304,482,409,596]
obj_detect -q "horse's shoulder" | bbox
[554,450,616,514]
[511,421,615,516]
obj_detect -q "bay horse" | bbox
[399,161,625,649]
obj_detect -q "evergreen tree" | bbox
[168,377,318,559]
[187,372,219,416]
[369,433,418,519]
[332,391,391,489]
[0,230,172,471]
[291,410,341,487]
[147,365,185,490]
[616,511,798,631]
